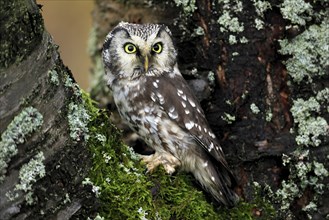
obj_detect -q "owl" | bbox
[102,22,239,207]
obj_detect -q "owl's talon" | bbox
[138,152,180,175]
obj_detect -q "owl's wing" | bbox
[146,72,231,171]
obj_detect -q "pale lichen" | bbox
[252,0,271,30]
[221,113,236,124]
[67,102,91,142]
[239,36,249,44]
[207,71,215,85]
[290,97,328,147]
[174,0,196,15]
[255,18,265,30]
[0,107,43,182]
[265,108,273,122]
[48,69,59,86]
[252,0,271,17]
[218,11,244,33]
[15,151,45,204]
[250,103,260,114]
[82,177,101,198]
[280,0,313,26]
[229,35,237,45]
[7,152,46,204]
[279,20,329,84]
[273,149,329,218]
[64,72,82,97]
[193,26,205,36]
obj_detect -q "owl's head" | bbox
[102,22,177,85]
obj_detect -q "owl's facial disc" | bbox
[123,39,163,75]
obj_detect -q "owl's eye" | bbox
[152,42,163,54]
[124,43,137,54]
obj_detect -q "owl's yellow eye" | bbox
[152,42,163,54]
[124,43,137,54]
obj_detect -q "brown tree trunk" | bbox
[0,0,97,219]
[2,0,327,219]
[90,0,329,219]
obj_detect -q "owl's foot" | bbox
[139,152,181,175]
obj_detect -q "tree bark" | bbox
[0,0,97,219]
[1,0,328,219]
[90,0,329,219]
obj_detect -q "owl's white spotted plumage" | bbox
[102,22,239,207]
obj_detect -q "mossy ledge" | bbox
[83,92,275,219]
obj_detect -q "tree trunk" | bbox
[90,0,329,219]
[1,0,328,219]
[0,0,98,219]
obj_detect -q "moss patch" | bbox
[82,92,275,219]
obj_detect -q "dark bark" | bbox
[1,0,327,219]
[90,0,329,219]
[0,1,97,219]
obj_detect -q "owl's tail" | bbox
[193,156,239,207]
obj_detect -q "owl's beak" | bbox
[143,56,149,72]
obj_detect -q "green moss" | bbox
[82,92,275,219]
[0,107,43,183]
